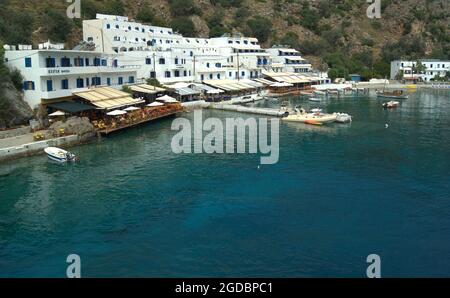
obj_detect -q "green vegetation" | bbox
[171,17,196,37]
[246,16,272,43]
[136,6,168,27]
[146,78,164,88]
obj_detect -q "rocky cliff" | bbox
[0,81,34,129]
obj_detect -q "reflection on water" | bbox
[0,90,449,277]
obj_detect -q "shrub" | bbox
[247,16,272,43]
[171,17,196,37]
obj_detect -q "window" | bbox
[23,81,35,90]
[150,71,156,78]
[46,80,53,91]
[129,76,135,84]
[74,57,84,67]
[209,74,213,79]
[201,74,204,81]
[94,58,101,66]
[146,58,152,65]
[101,59,107,66]
[174,70,180,77]
[241,71,245,77]
[115,25,119,29]
[86,78,90,87]
[106,24,111,29]
[46,57,56,68]
[61,57,70,67]
[61,79,69,90]
[76,78,84,88]
[183,70,187,77]
[165,71,171,78]
[206,63,210,68]
[175,58,179,64]
[107,78,111,86]
[25,57,32,68]
[118,77,123,85]
[217,74,221,79]
[159,58,165,64]
[85,58,90,66]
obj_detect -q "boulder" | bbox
[48,116,96,140]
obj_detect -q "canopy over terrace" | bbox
[73,87,144,110]
[129,84,166,94]
[203,79,257,92]
[262,71,313,85]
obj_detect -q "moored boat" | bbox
[44,147,77,163]
[376,90,409,99]
[382,101,400,109]
[335,113,352,123]
[308,97,321,102]
[283,109,337,124]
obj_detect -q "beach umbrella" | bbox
[164,98,180,103]
[271,82,293,87]
[124,106,140,111]
[207,89,223,95]
[146,102,164,107]
[156,95,177,102]
[106,110,127,116]
[48,110,66,117]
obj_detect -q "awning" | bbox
[74,87,144,110]
[253,78,275,85]
[130,84,166,94]
[176,87,201,96]
[285,56,306,61]
[47,101,96,113]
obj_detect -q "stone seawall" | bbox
[0,134,95,162]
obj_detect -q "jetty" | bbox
[209,103,288,117]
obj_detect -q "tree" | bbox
[171,17,196,37]
[247,16,272,43]
[413,60,427,75]
[44,9,73,43]
[280,32,300,49]
[146,78,163,88]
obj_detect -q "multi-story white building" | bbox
[82,14,271,84]
[4,47,138,108]
[266,46,312,73]
[4,13,323,109]
[391,59,450,81]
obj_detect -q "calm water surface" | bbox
[0,90,449,277]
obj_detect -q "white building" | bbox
[390,59,450,81]
[266,47,312,73]
[4,48,138,108]
[82,14,271,84]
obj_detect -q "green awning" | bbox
[48,101,96,113]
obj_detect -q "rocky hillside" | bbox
[1,0,449,80]
[0,48,34,129]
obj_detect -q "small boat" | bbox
[309,97,321,102]
[44,147,77,163]
[377,90,409,99]
[300,91,314,96]
[283,110,337,124]
[382,101,400,109]
[335,113,352,123]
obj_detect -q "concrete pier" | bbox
[209,104,288,117]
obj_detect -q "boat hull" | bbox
[283,113,337,124]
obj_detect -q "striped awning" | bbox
[130,84,166,94]
[74,87,144,110]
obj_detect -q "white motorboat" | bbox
[382,101,400,109]
[309,97,321,102]
[335,113,353,123]
[44,147,77,163]
[283,110,337,125]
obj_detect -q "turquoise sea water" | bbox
[0,90,449,277]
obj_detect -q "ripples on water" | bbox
[0,90,449,277]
